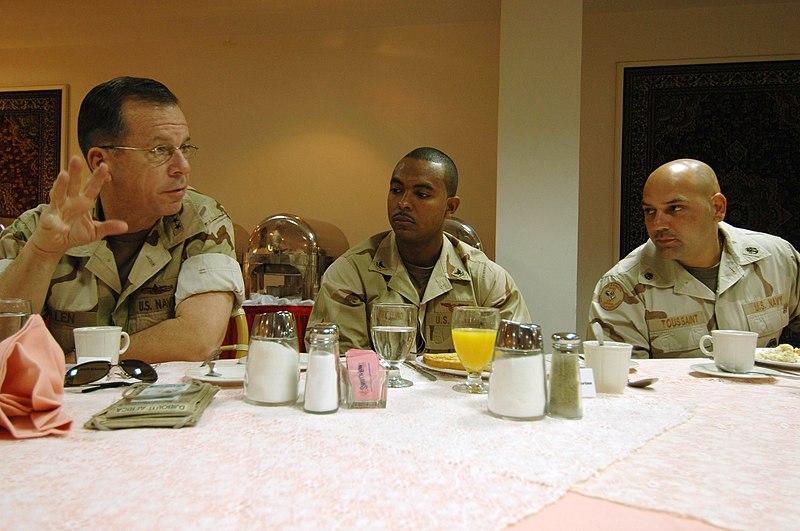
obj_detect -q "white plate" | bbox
[690,363,771,380]
[186,362,246,384]
[754,348,800,370]
[415,355,490,378]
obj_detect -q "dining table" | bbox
[1,356,797,530]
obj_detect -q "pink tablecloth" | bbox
[0,358,797,529]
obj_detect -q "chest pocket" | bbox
[126,282,177,334]
[743,302,788,341]
[647,312,708,358]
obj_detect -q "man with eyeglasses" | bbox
[0,76,244,363]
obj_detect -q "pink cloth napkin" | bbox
[0,314,72,438]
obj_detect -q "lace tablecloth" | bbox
[1,358,796,529]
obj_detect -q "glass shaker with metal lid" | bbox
[488,320,546,421]
[303,323,340,414]
[547,332,582,419]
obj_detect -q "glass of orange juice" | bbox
[451,306,499,394]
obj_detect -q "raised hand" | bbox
[30,156,128,255]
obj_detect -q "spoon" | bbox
[627,377,658,388]
[591,321,604,345]
[203,349,223,377]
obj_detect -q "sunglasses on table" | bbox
[64,360,158,388]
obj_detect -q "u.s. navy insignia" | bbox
[745,246,759,255]
[599,281,625,311]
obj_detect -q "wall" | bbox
[0,18,500,256]
[577,1,800,336]
[497,0,583,338]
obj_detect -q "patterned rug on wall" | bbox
[0,88,63,220]
[620,60,800,259]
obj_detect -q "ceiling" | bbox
[0,0,500,49]
[2,0,796,49]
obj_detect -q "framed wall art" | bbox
[617,59,800,259]
[0,85,67,223]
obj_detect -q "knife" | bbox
[404,360,438,381]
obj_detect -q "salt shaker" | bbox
[488,320,546,421]
[303,323,340,414]
[548,332,582,419]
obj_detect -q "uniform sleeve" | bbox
[175,254,244,308]
[588,275,651,359]
[174,209,244,308]
[783,241,800,337]
[306,256,372,352]
[469,260,531,324]
[0,213,36,271]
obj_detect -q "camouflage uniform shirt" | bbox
[0,189,245,353]
[308,230,531,353]
[589,222,800,358]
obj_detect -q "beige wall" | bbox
[577,1,800,335]
[497,0,583,337]
[0,18,500,256]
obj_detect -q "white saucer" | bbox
[690,363,771,380]
[186,362,246,384]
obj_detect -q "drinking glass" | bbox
[370,303,417,388]
[245,311,301,406]
[451,306,499,394]
[0,298,32,343]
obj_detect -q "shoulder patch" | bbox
[599,281,625,311]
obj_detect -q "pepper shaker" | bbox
[548,332,582,419]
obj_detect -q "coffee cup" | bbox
[73,326,131,364]
[698,330,757,373]
[582,340,633,394]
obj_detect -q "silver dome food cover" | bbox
[244,214,349,300]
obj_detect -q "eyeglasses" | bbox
[99,144,198,166]
[64,359,158,387]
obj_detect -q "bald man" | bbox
[588,159,800,358]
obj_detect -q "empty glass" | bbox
[370,303,417,388]
[0,298,32,343]
[244,311,300,406]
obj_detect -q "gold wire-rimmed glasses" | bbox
[99,144,198,166]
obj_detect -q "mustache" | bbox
[392,213,415,223]
[653,229,676,239]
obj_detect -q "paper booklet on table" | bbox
[84,381,219,430]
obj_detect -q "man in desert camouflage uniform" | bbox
[589,159,800,358]
[308,147,530,353]
[0,77,244,363]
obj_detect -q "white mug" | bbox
[583,340,633,394]
[74,326,131,364]
[699,330,757,373]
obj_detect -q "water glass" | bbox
[370,303,417,388]
[0,298,32,343]
[244,311,300,406]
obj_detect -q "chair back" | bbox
[218,307,249,359]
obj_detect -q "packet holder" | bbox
[339,353,387,409]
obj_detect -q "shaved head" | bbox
[645,159,720,200]
[641,159,727,268]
